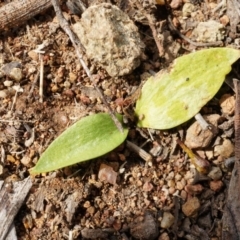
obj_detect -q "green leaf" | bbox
[30,113,128,174]
[135,48,240,129]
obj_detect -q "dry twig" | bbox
[222,79,240,239]
[126,140,152,162]
[51,0,124,132]
[0,0,52,30]
[39,55,44,103]
[0,177,32,240]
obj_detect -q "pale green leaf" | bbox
[30,113,128,174]
[135,48,240,129]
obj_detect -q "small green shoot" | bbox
[30,113,128,174]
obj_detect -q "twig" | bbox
[177,139,210,174]
[39,55,44,103]
[167,15,223,47]
[27,70,40,101]
[1,146,5,164]
[10,85,20,113]
[50,0,124,132]
[126,140,152,161]
[222,79,240,238]
[0,0,53,30]
[0,177,32,240]
[172,196,180,239]
[194,113,209,130]
[135,0,164,57]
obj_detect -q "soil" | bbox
[0,0,239,239]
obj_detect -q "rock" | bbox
[98,163,118,185]
[170,0,183,9]
[219,94,235,115]
[130,211,158,240]
[158,232,170,240]
[214,138,234,159]
[191,20,225,43]
[1,62,22,81]
[176,181,184,190]
[73,3,144,77]
[81,228,109,239]
[185,184,204,195]
[3,80,13,87]
[185,114,220,148]
[209,180,224,192]
[182,197,200,217]
[0,90,7,98]
[182,3,195,17]
[28,50,39,61]
[63,80,71,88]
[208,167,222,180]
[220,15,230,26]
[21,154,32,166]
[143,181,154,192]
[69,72,77,83]
[197,214,212,229]
[160,212,175,229]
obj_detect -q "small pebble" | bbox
[220,94,235,114]
[51,85,59,92]
[185,114,219,148]
[130,211,158,240]
[170,0,183,9]
[182,3,195,17]
[63,89,75,98]
[175,173,182,181]
[185,184,204,195]
[181,178,187,187]
[63,80,71,88]
[176,181,184,190]
[214,138,234,159]
[3,80,13,87]
[98,163,117,185]
[180,190,187,200]
[182,197,200,217]
[87,206,95,215]
[208,167,222,180]
[143,181,154,192]
[69,72,77,82]
[81,228,109,239]
[160,212,175,229]
[21,155,32,166]
[2,62,23,81]
[158,232,170,240]
[167,179,175,188]
[184,171,193,180]
[169,187,176,195]
[219,15,230,26]
[28,50,39,61]
[209,180,223,192]
[0,90,7,98]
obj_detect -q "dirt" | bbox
[0,0,239,239]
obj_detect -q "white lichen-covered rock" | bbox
[191,20,225,43]
[73,3,144,77]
